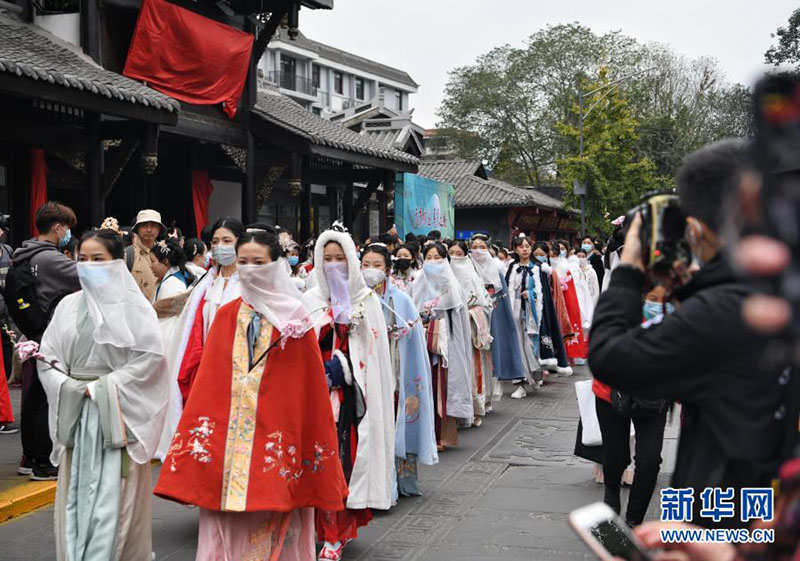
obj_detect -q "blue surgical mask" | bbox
[559,250,567,259]
[77,261,111,290]
[581,243,593,253]
[203,253,211,268]
[58,228,72,250]
[212,244,236,266]
[535,255,548,263]
[643,301,675,321]
[424,262,444,276]
[288,256,300,267]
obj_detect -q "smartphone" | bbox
[569,503,653,561]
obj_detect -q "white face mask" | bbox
[579,257,588,268]
[212,244,237,266]
[362,268,386,288]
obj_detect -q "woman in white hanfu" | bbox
[38,228,169,561]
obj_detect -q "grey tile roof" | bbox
[0,17,180,114]
[253,90,419,166]
[418,159,486,183]
[418,159,566,210]
[274,29,418,89]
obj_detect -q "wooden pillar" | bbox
[299,156,311,241]
[242,131,256,224]
[379,170,394,233]
[342,164,354,230]
[80,0,101,64]
[85,112,103,227]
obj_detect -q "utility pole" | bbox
[576,66,656,238]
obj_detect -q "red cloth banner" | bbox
[123,0,254,118]
[30,148,48,237]
[191,170,214,238]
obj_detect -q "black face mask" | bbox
[394,258,412,272]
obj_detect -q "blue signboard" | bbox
[394,173,455,239]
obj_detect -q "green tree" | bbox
[765,8,800,66]
[557,70,666,235]
[436,23,638,186]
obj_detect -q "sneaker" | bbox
[30,459,58,481]
[17,455,33,476]
[318,541,344,561]
[0,423,19,434]
[510,386,527,399]
[557,366,574,377]
[473,416,483,427]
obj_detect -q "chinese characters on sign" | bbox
[394,173,455,239]
[660,487,774,523]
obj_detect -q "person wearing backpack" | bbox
[8,202,80,480]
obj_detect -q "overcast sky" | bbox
[299,0,796,129]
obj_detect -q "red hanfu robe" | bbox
[155,299,348,513]
[558,271,588,359]
[0,344,12,424]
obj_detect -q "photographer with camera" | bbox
[589,140,794,528]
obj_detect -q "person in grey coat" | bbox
[11,202,80,480]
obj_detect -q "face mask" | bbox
[202,253,211,268]
[424,262,444,276]
[362,268,386,288]
[581,243,593,253]
[287,256,300,267]
[394,258,412,272]
[77,261,111,290]
[212,244,236,266]
[559,250,567,259]
[58,228,72,250]
[324,261,349,279]
[643,301,676,321]
[535,255,548,263]
[579,257,588,268]
[471,249,491,263]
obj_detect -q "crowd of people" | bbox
[0,139,797,561]
[0,200,607,561]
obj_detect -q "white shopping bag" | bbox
[575,379,602,446]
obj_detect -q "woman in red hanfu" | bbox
[155,228,348,561]
[303,225,395,561]
[550,241,587,364]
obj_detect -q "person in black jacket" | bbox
[589,140,795,528]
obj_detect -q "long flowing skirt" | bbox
[55,427,152,561]
[197,508,315,561]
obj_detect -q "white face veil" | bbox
[449,255,490,309]
[470,248,502,290]
[410,258,465,313]
[77,259,163,355]
[237,261,313,334]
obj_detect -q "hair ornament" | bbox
[156,239,171,254]
[100,217,121,235]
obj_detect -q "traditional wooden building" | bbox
[0,0,416,245]
[418,159,577,246]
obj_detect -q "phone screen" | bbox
[589,520,652,561]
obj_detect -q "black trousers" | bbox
[20,364,53,463]
[595,396,667,525]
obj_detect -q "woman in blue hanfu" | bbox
[360,243,438,498]
[38,228,169,561]
[468,234,526,404]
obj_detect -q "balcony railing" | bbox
[267,71,318,97]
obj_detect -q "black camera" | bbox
[623,191,691,272]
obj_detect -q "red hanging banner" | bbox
[191,170,214,238]
[123,0,254,118]
[30,148,48,237]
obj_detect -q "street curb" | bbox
[0,480,57,523]
[0,459,162,524]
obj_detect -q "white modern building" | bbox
[259,28,418,117]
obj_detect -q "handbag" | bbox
[575,380,602,446]
[612,389,669,418]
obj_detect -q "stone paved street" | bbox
[0,367,679,561]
